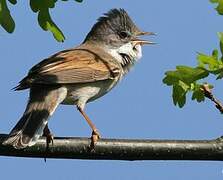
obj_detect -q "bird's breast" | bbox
[61,78,120,105]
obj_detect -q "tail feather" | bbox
[3,85,67,149]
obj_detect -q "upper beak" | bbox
[137,31,156,36]
[132,31,156,45]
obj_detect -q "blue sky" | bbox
[1,0,223,179]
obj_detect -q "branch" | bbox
[201,83,223,113]
[1,134,223,161]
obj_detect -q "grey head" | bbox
[83,8,154,72]
[84,8,152,47]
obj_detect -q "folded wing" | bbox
[15,48,121,90]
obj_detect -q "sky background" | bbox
[1,0,223,179]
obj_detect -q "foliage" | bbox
[0,0,15,33]
[210,0,223,15]
[0,0,83,42]
[163,1,223,108]
[163,34,223,107]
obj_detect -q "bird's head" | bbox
[84,8,155,71]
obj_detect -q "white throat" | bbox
[107,42,142,68]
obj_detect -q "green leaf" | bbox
[178,80,190,91]
[30,0,40,12]
[177,66,209,83]
[210,0,223,15]
[218,32,223,57]
[172,84,187,108]
[212,49,219,59]
[191,85,205,102]
[210,0,219,3]
[216,70,223,79]
[197,52,222,71]
[30,0,56,12]
[61,0,83,1]
[44,0,56,8]
[30,0,65,42]
[8,0,17,5]
[197,42,223,77]
[163,66,209,108]
[216,0,223,14]
[38,8,65,42]
[163,66,209,86]
[0,0,15,33]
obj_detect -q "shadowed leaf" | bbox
[172,84,187,108]
[30,0,40,12]
[210,0,223,15]
[8,0,17,5]
[218,32,223,58]
[191,85,205,102]
[216,71,223,79]
[0,0,15,33]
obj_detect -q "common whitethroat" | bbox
[3,8,154,149]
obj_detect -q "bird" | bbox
[3,8,154,149]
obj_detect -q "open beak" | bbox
[132,31,156,45]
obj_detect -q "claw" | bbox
[43,125,54,162]
[90,129,100,149]
[44,133,54,162]
[46,133,54,147]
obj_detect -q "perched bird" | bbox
[3,8,154,149]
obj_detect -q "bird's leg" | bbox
[43,124,54,162]
[43,124,54,147]
[77,106,101,147]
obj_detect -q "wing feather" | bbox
[16,47,121,90]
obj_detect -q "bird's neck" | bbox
[81,41,142,74]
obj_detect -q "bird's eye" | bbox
[119,31,129,39]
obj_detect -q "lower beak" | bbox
[131,38,156,45]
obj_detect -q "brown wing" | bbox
[16,47,121,90]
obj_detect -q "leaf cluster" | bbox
[0,0,83,42]
[163,33,223,107]
[163,1,223,108]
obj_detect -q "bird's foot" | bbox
[90,129,101,149]
[43,126,54,148]
[43,125,54,162]
[45,133,54,148]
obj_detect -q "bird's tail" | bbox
[2,85,67,149]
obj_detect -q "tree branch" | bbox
[201,83,223,113]
[1,134,223,161]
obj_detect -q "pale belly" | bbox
[61,78,119,105]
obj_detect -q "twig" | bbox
[1,134,223,161]
[201,83,223,113]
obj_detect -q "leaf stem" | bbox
[201,83,223,113]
